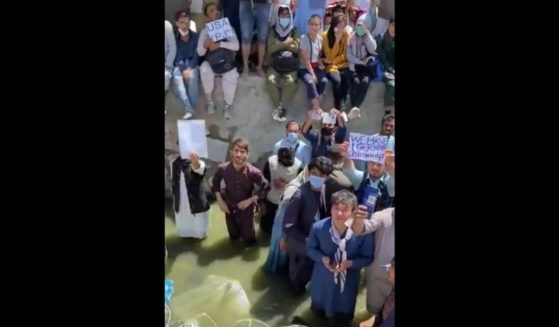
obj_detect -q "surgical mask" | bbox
[309,175,326,189]
[356,26,366,37]
[286,132,298,143]
[279,18,290,28]
[179,29,189,36]
[323,24,330,31]
[334,27,340,33]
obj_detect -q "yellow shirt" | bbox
[321,30,350,73]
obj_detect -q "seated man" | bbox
[267,4,301,122]
[171,9,200,120]
[273,120,312,167]
[197,2,240,120]
[306,190,375,323]
[302,108,348,159]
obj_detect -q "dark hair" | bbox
[277,147,295,166]
[332,5,344,14]
[381,114,395,125]
[175,9,190,21]
[285,120,300,131]
[230,137,250,152]
[389,18,395,25]
[308,156,333,176]
[391,256,395,266]
[204,2,219,16]
[324,12,332,19]
[331,190,358,210]
[308,14,322,24]
[327,14,347,48]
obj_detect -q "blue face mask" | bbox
[286,132,298,143]
[309,175,326,189]
[279,18,290,28]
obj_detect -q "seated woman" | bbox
[298,14,329,110]
[306,190,375,323]
[347,16,377,110]
[322,14,352,111]
[266,4,301,122]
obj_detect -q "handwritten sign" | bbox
[177,119,209,159]
[348,133,388,163]
[206,18,233,42]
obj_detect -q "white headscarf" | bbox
[274,4,294,39]
[329,222,354,292]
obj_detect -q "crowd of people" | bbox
[165,0,395,121]
[166,1,395,326]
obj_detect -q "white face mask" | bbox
[323,24,330,31]
[179,29,189,37]
[334,27,339,33]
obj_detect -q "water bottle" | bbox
[360,185,380,218]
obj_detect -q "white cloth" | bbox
[174,161,210,239]
[329,224,353,293]
[273,4,294,38]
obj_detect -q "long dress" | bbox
[174,163,210,239]
[306,218,375,318]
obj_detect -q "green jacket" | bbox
[267,27,301,58]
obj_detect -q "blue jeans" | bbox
[239,1,270,44]
[297,68,328,101]
[172,67,199,112]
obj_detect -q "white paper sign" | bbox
[206,18,233,42]
[322,112,337,125]
[348,132,388,163]
[177,119,209,159]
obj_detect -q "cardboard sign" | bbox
[206,18,234,42]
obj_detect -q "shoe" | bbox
[224,105,233,120]
[182,110,193,120]
[272,109,281,122]
[348,107,361,120]
[207,101,216,115]
[278,107,287,122]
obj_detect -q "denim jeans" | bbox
[172,66,199,112]
[239,1,270,44]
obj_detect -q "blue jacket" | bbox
[174,30,200,72]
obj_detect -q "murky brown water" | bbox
[165,203,371,327]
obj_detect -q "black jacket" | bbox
[172,157,211,214]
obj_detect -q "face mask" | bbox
[309,175,326,189]
[356,26,366,37]
[323,24,330,31]
[279,18,290,28]
[334,27,340,33]
[179,29,189,37]
[286,132,298,143]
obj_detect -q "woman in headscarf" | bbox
[266,4,301,122]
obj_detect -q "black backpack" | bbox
[206,47,237,74]
[270,29,300,74]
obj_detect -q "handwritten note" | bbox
[348,133,388,163]
[177,119,209,159]
[206,18,233,42]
